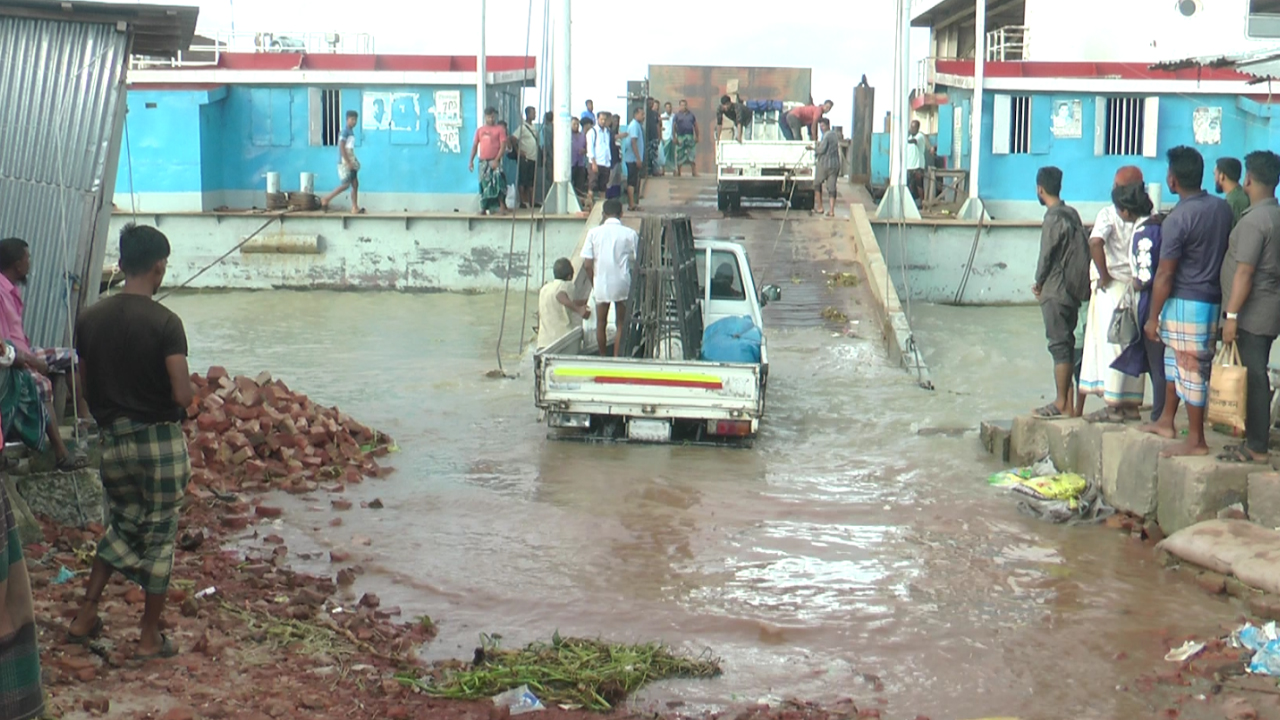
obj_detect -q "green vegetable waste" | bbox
[399,633,722,711]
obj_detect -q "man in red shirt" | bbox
[469,108,509,215]
[783,100,833,143]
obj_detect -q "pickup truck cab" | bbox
[534,238,779,446]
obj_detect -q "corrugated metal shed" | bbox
[0,1,197,348]
[647,65,813,176]
[1151,48,1280,82]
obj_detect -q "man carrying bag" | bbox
[1216,151,1280,463]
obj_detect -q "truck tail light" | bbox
[710,420,753,436]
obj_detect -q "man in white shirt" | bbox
[537,258,590,350]
[581,199,637,357]
[585,112,613,210]
[905,119,930,201]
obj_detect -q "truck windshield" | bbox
[697,250,746,301]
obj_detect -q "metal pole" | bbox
[545,0,580,213]
[875,0,920,220]
[968,0,985,202]
[477,0,487,137]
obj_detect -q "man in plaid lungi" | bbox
[68,224,193,661]
[1142,146,1234,457]
[0,237,91,471]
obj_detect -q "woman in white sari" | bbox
[1080,166,1148,423]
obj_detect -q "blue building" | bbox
[118,50,536,213]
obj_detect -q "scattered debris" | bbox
[820,307,848,323]
[401,635,722,711]
[1165,641,1205,662]
[491,685,544,715]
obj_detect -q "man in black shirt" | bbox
[1033,166,1090,418]
[68,223,193,661]
[644,98,661,177]
[716,94,752,143]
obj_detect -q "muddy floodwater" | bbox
[163,291,1244,720]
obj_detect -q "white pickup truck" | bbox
[716,139,816,213]
[534,239,781,446]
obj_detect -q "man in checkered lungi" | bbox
[0,238,91,471]
[67,224,193,661]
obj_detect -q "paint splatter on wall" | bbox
[430,90,463,154]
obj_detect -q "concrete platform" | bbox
[987,414,1277,534]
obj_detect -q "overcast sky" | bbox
[119,0,929,125]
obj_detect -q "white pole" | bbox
[969,0,985,201]
[545,0,579,213]
[875,0,920,219]
[477,0,486,135]
[887,0,904,188]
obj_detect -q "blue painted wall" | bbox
[116,84,519,200]
[941,87,1279,205]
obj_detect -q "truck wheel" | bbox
[792,191,815,211]
[717,189,730,212]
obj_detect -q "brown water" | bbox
[160,288,1243,720]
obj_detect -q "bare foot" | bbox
[1140,422,1176,439]
[1160,440,1210,458]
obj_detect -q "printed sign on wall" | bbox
[1050,99,1082,139]
[430,90,463,154]
[1194,106,1222,145]
[362,93,392,131]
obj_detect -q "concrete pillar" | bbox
[544,0,580,214]
[876,0,921,220]
[958,0,990,221]
[851,81,874,184]
[477,0,486,140]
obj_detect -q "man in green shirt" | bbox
[1216,157,1250,227]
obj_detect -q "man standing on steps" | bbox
[1216,150,1280,464]
[1141,146,1233,457]
[69,223,193,661]
[672,100,699,177]
[1031,166,1090,418]
[321,110,361,213]
[581,200,637,357]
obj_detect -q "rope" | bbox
[491,0,540,378]
[156,213,288,301]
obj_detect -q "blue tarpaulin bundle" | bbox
[746,100,784,113]
[701,316,762,364]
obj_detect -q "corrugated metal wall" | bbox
[647,65,813,175]
[0,16,128,347]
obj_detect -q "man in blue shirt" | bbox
[321,110,361,213]
[1142,146,1233,457]
[621,107,646,211]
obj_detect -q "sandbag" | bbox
[1233,552,1280,596]
[1156,519,1280,576]
[701,316,762,364]
[1208,343,1247,434]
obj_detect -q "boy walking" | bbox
[321,110,361,213]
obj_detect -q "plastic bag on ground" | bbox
[987,458,1057,487]
[492,685,544,715]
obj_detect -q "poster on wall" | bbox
[362,93,392,131]
[1194,106,1222,145]
[1050,99,1082,139]
[390,93,421,133]
[430,90,463,154]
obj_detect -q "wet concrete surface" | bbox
[152,192,1260,720]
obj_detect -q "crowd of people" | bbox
[466,95,838,215]
[1034,145,1280,461]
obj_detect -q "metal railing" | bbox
[130,30,376,69]
[915,56,938,95]
[986,25,1029,61]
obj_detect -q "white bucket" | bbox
[265,171,281,194]
[299,172,315,194]
[1147,182,1163,212]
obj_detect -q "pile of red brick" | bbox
[186,367,394,495]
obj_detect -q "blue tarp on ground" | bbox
[701,316,762,364]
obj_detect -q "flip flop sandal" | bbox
[133,633,177,663]
[1033,403,1068,419]
[66,617,103,646]
[55,455,90,473]
[1218,445,1264,464]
